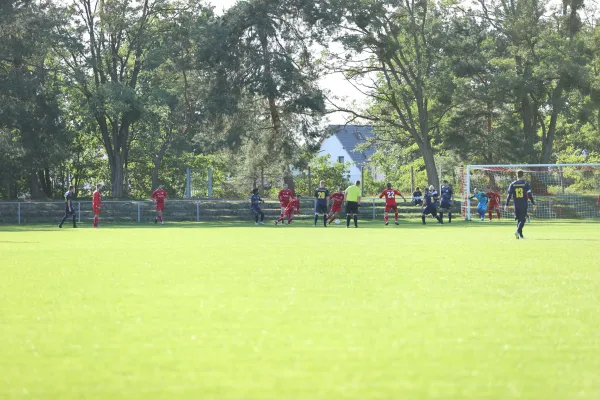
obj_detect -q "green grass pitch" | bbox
[1,220,599,399]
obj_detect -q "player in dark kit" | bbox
[58,185,77,228]
[504,170,536,239]
[439,180,454,223]
[314,180,330,227]
[250,188,265,225]
[421,187,443,225]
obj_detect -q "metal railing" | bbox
[0,198,435,224]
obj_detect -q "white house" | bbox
[319,125,384,182]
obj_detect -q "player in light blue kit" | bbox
[469,188,488,221]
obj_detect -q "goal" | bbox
[458,164,600,220]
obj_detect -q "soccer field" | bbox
[1,221,599,400]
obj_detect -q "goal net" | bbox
[458,164,600,220]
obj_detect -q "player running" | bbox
[421,186,443,225]
[486,189,502,221]
[150,185,168,225]
[469,188,488,221]
[275,196,300,225]
[251,188,265,225]
[439,180,454,223]
[504,170,536,239]
[327,187,345,225]
[58,185,77,228]
[378,183,406,225]
[278,184,293,220]
[314,180,330,227]
[92,184,102,228]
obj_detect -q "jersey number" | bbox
[387,191,395,198]
[318,192,326,199]
[515,188,524,198]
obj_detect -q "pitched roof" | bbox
[328,125,375,164]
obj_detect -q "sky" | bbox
[207,0,366,125]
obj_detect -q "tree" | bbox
[200,0,326,189]
[53,0,181,197]
[0,0,69,199]
[315,0,459,189]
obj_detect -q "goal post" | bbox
[459,164,600,221]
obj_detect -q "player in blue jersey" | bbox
[469,188,488,221]
[314,180,330,227]
[250,188,265,225]
[421,187,443,225]
[58,185,77,228]
[439,180,454,223]
[504,170,536,239]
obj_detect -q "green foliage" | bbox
[294,155,351,197]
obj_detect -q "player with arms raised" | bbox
[92,184,102,228]
[504,170,536,239]
[378,183,406,225]
[150,185,168,225]
[278,184,293,220]
[327,187,345,225]
[275,195,300,225]
[486,188,502,221]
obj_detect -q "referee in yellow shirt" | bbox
[345,180,362,228]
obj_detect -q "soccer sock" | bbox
[323,215,327,226]
[384,215,388,223]
[314,214,318,225]
[394,213,398,221]
[60,215,68,226]
[158,216,163,222]
[346,214,351,227]
[489,210,492,220]
[255,215,259,223]
[439,212,444,220]
[260,213,264,222]
[497,210,501,219]
[421,215,426,224]
[72,215,76,227]
[448,212,452,223]
[518,219,526,235]
[353,215,358,227]
[328,215,336,224]
[93,216,98,227]
[277,216,284,223]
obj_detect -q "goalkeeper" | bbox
[469,188,488,221]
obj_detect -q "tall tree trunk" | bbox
[418,141,439,189]
[540,83,564,164]
[111,152,124,198]
[521,96,537,162]
[29,171,44,199]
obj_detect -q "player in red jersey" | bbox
[92,184,102,228]
[379,183,406,225]
[326,187,345,224]
[486,189,502,221]
[275,196,301,225]
[278,184,294,218]
[150,185,168,225]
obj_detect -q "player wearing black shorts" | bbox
[504,170,536,239]
[314,180,330,227]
